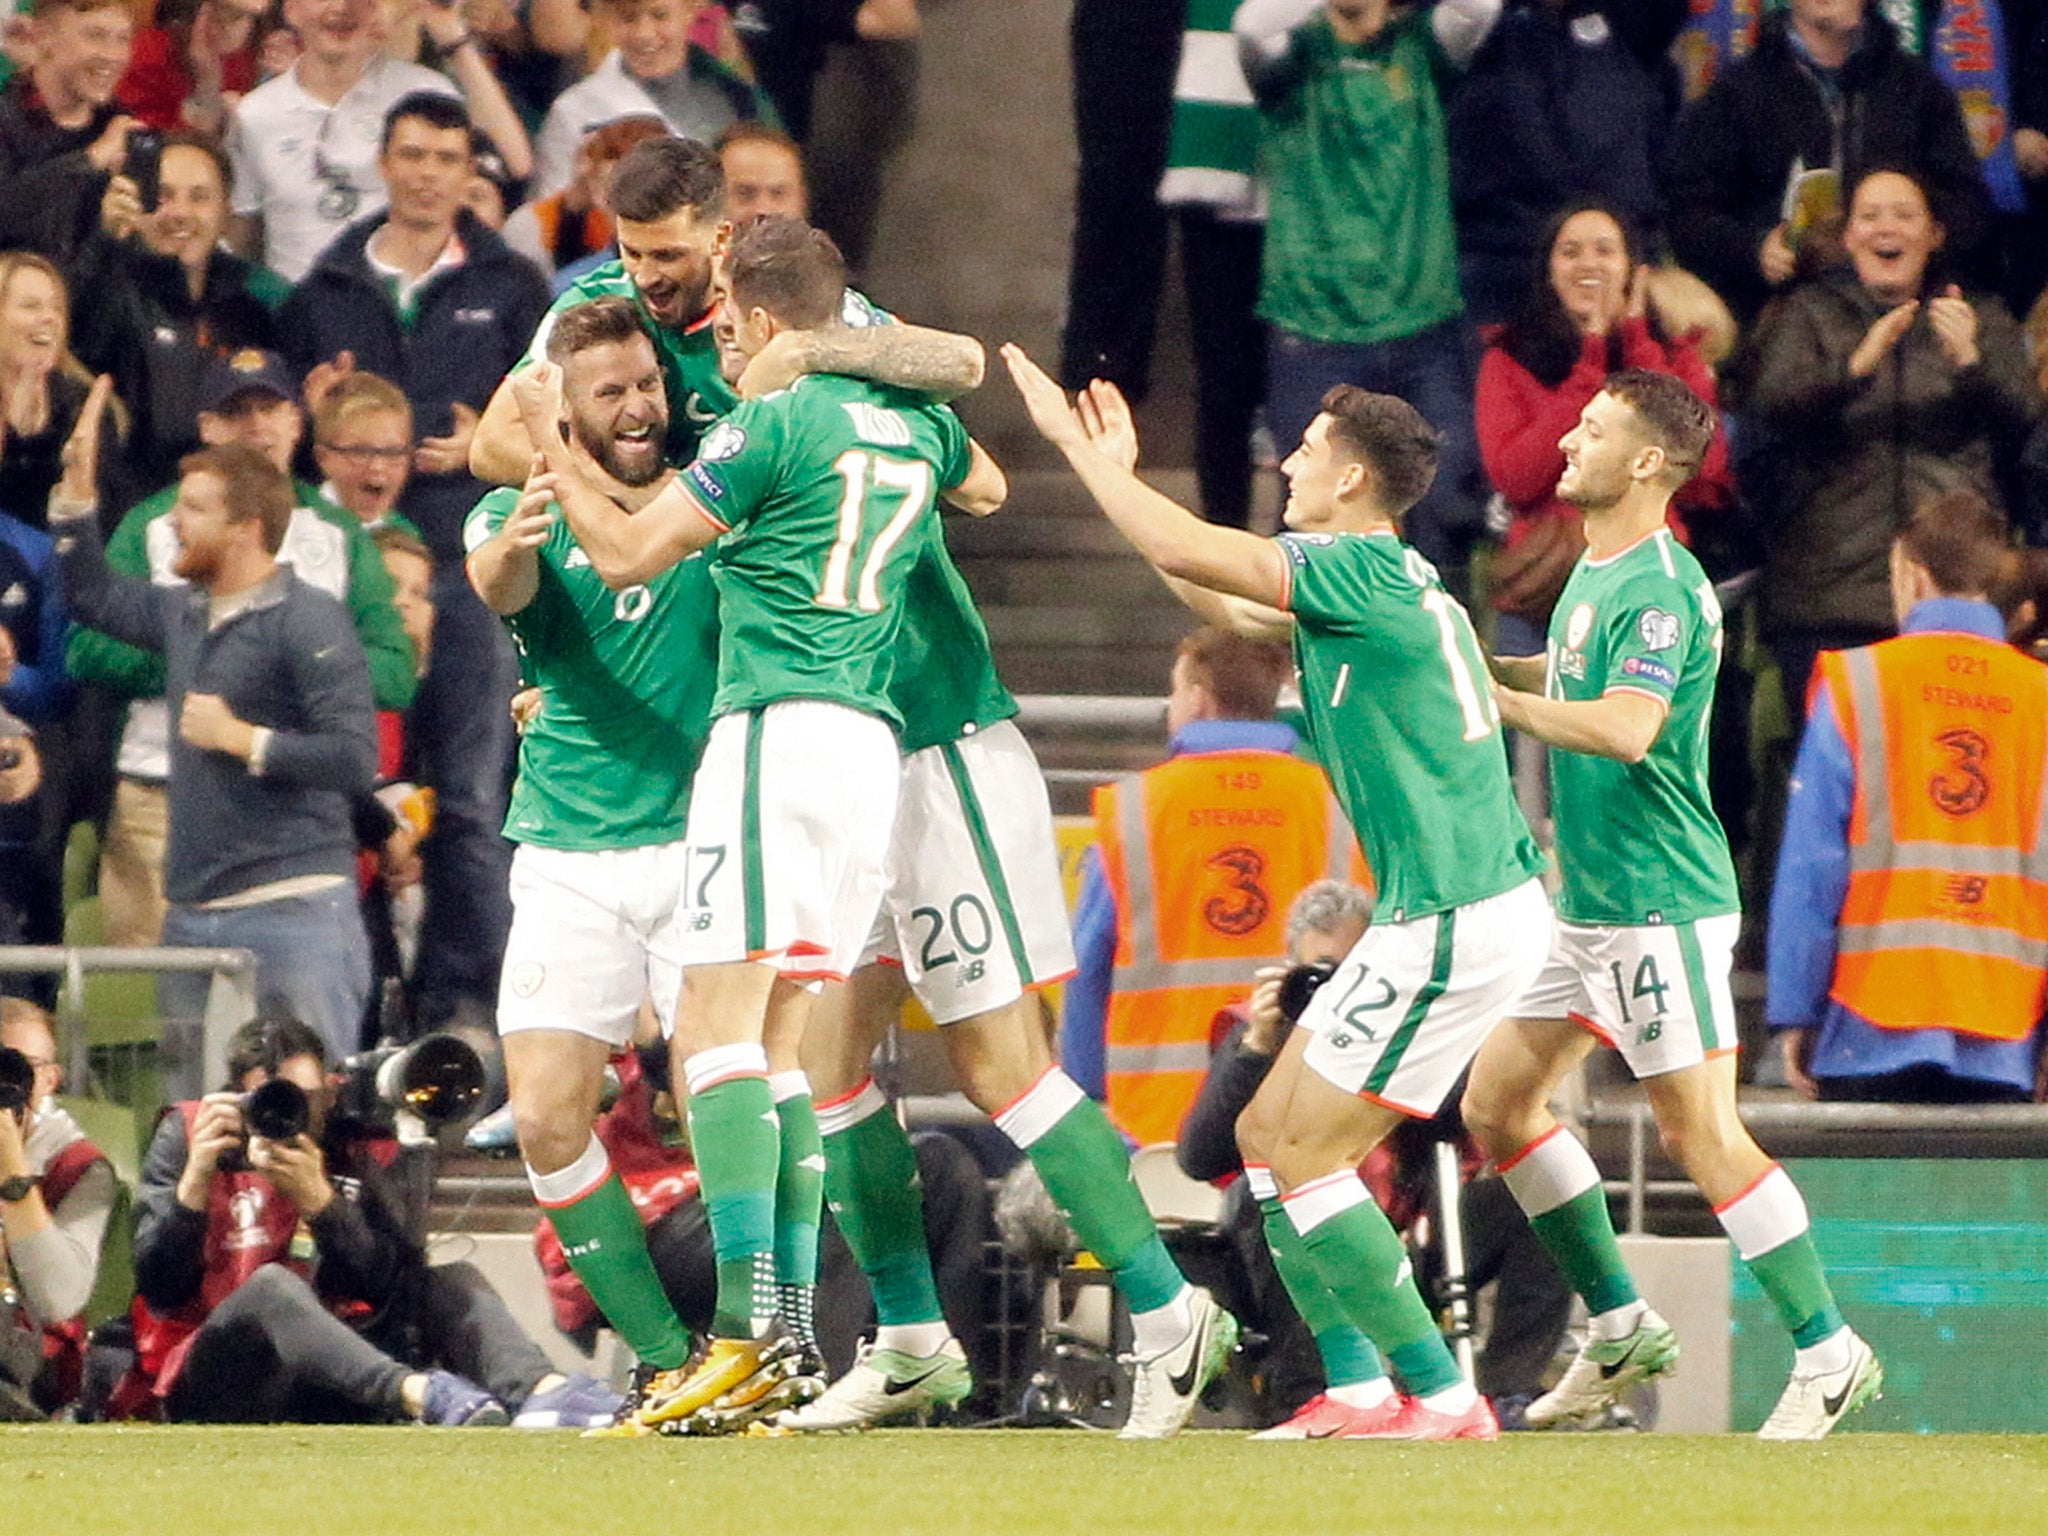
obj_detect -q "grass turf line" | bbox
[6,1427,2048,1536]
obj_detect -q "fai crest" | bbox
[699,422,747,462]
[1638,609,1680,652]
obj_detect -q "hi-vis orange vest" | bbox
[1818,634,2048,1041]
[1094,749,1368,1145]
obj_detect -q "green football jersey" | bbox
[892,529,1016,754]
[680,374,970,729]
[464,487,719,851]
[1544,527,1740,926]
[523,264,892,465]
[1279,529,1544,922]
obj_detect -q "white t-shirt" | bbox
[227,57,461,283]
[532,50,740,198]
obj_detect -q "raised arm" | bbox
[466,474,554,615]
[1004,344,1289,607]
[470,374,538,485]
[422,11,534,180]
[47,379,169,654]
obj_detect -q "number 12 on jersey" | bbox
[817,449,934,613]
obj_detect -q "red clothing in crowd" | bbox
[117,28,257,132]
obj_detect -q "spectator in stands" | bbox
[70,135,288,492]
[1062,626,1362,1147]
[0,997,114,1418]
[532,0,772,197]
[66,349,415,953]
[1447,0,1688,327]
[717,119,807,221]
[1770,491,2048,1104]
[117,0,264,138]
[731,0,919,142]
[311,372,422,539]
[1477,199,1734,650]
[49,434,380,1087]
[500,113,669,282]
[279,91,550,1032]
[1236,0,1501,578]
[0,0,137,267]
[1177,882,1571,1433]
[0,251,135,529]
[535,1041,992,1387]
[226,0,532,283]
[0,498,70,976]
[1747,166,2039,718]
[122,1014,618,1425]
[1664,0,1991,325]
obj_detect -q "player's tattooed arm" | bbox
[1492,684,1667,764]
[1003,343,1288,607]
[1488,653,1547,692]
[740,323,986,401]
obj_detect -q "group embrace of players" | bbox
[464,133,1882,1442]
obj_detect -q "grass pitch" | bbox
[5,1427,2044,1536]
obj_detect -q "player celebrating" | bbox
[465,296,724,1431]
[1006,346,1551,1440]
[512,217,1005,1433]
[470,135,982,483]
[1462,371,1880,1440]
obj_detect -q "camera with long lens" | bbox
[1276,961,1338,1025]
[0,1045,35,1118]
[217,1076,311,1172]
[332,1033,486,1145]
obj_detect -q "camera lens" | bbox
[242,1077,310,1142]
[1277,962,1338,1025]
[0,1045,33,1116]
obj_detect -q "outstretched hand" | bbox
[1000,343,1089,451]
[1076,378,1139,471]
[53,373,115,512]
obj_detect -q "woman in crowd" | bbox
[1748,166,2041,715]
[0,253,135,531]
[1476,199,1732,653]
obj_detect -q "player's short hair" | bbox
[382,90,474,151]
[724,215,846,331]
[180,444,296,554]
[371,524,434,570]
[1603,368,1714,484]
[609,136,725,225]
[314,371,413,444]
[1898,489,2012,599]
[1176,626,1291,721]
[222,1015,329,1090]
[1317,386,1439,516]
[544,296,652,365]
[1285,881,1373,956]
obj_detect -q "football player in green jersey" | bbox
[1007,344,1549,1440]
[511,217,1006,1433]
[466,297,725,1432]
[1463,370,1878,1440]
[469,135,985,486]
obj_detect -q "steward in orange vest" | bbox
[1770,492,2048,1102]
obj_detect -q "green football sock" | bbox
[819,1081,945,1326]
[770,1074,824,1354]
[1254,1181,1384,1389]
[684,1050,781,1339]
[1498,1127,1640,1316]
[996,1071,1186,1315]
[1288,1173,1463,1398]
[530,1153,693,1371]
[1717,1165,1846,1346]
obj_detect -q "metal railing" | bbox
[0,945,259,1099]
[1583,1097,2048,1234]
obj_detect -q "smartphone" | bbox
[128,129,165,214]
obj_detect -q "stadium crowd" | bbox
[3,0,2048,1437]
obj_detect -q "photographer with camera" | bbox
[1176,881,1571,1437]
[121,1014,618,1426]
[1,998,116,1419]
[0,0,142,270]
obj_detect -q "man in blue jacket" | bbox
[48,422,378,1095]
[279,91,551,1035]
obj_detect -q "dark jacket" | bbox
[1664,11,1992,321]
[278,210,551,560]
[0,77,118,268]
[50,512,377,904]
[1448,0,1686,259]
[68,233,288,490]
[1176,1014,1279,1186]
[0,369,141,536]
[133,1106,417,1319]
[1747,270,2040,637]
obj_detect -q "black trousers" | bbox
[1179,208,1266,530]
[166,1261,553,1424]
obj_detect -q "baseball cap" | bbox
[200,349,299,416]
